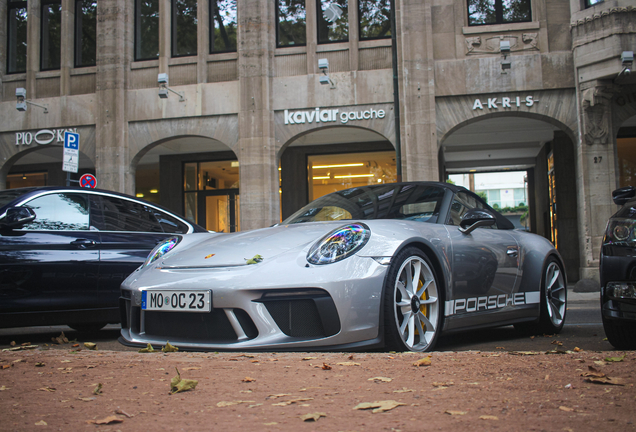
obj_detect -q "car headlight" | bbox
[604,218,636,245]
[307,223,370,265]
[144,236,181,267]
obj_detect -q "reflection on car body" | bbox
[119,181,567,352]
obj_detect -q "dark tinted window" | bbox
[172,0,198,57]
[359,0,390,40]
[96,196,163,232]
[210,0,237,53]
[135,0,160,61]
[277,0,306,47]
[41,0,62,70]
[317,0,348,44]
[284,184,445,223]
[75,0,97,67]
[21,193,90,231]
[7,0,28,74]
[153,210,189,233]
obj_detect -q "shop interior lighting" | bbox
[313,163,364,169]
[157,73,185,102]
[16,88,48,113]
[312,176,331,180]
[150,189,159,194]
[334,174,375,179]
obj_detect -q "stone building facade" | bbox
[0,0,635,283]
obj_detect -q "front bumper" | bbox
[119,255,389,351]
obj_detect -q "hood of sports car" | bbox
[159,222,352,268]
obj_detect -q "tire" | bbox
[603,317,636,350]
[383,247,442,352]
[515,257,567,335]
[68,323,106,333]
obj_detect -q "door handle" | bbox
[507,248,518,257]
[71,239,96,249]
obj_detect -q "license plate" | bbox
[141,290,211,312]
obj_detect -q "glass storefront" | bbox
[184,160,240,232]
[617,137,636,188]
[6,172,48,189]
[307,150,396,200]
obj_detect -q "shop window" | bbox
[41,0,62,71]
[585,0,604,7]
[308,151,396,201]
[210,0,237,53]
[7,0,28,74]
[317,0,348,44]
[6,172,48,189]
[617,137,636,188]
[277,0,306,47]
[134,0,159,61]
[359,0,391,40]
[172,0,198,57]
[75,0,97,67]
[467,0,531,26]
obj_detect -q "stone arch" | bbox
[436,89,579,148]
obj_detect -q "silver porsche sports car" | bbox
[119,182,567,352]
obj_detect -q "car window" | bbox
[95,196,164,232]
[447,191,497,229]
[152,210,189,233]
[20,193,90,230]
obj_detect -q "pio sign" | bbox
[62,132,79,173]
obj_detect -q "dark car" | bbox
[0,186,207,332]
[600,186,636,349]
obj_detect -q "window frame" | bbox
[7,0,28,74]
[74,0,97,68]
[134,0,160,62]
[466,0,532,27]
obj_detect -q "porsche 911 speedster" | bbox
[119,182,567,352]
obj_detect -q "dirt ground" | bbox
[1,340,634,431]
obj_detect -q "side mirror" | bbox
[459,208,496,234]
[612,186,636,206]
[0,207,36,229]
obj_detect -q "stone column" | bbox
[95,0,133,194]
[575,81,619,281]
[236,0,279,230]
[396,0,438,181]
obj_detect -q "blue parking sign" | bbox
[64,132,79,150]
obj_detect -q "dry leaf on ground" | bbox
[86,415,123,425]
[354,400,406,413]
[216,400,255,407]
[300,412,327,422]
[445,410,467,416]
[413,355,432,367]
[368,377,392,383]
[479,415,499,420]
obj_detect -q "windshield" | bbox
[283,184,446,224]
[0,188,33,209]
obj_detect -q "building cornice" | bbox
[570,5,635,28]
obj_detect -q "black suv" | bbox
[600,186,636,349]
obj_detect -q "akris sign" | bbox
[284,107,386,125]
[15,128,78,146]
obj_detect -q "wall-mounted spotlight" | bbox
[318,58,336,89]
[157,73,185,102]
[500,40,511,74]
[16,88,48,113]
[618,51,633,78]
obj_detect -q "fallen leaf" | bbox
[263,422,278,426]
[573,347,582,352]
[413,355,432,367]
[353,400,406,413]
[559,406,574,412]
[10,341,16,346]
[35,420,47,426]
[38,387,56,392]
[302,357,317,361]
[445,410,467,416]
[0,386,10,391]
[432,382,454,387]
[78,397,95,402]
[272,397,314,406]
[86,416,123,425]
[479,415,499,420]
[393,388,415,393]
[242,377,256,383]
[267,394,291,399]
[336,362,361,366]
[1,364,10,369]
[510,351,541,356]
[368,377,393,383]
[83,342,97,350]
[170,367,198,394]
[551,340,563,346]
[321,363,332,370]
[93,383,103,395]
[245,254,264,265]
[138,343,155,353]
[183,367,201,371]
[584,376,625,386]
[162,342,179,353]
[52,332,69,344]
[115,409,134,418]
[216,400,255,407]
[604,354,626,363]
[300,412,327,422]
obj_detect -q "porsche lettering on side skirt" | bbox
[445,292,540,316]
